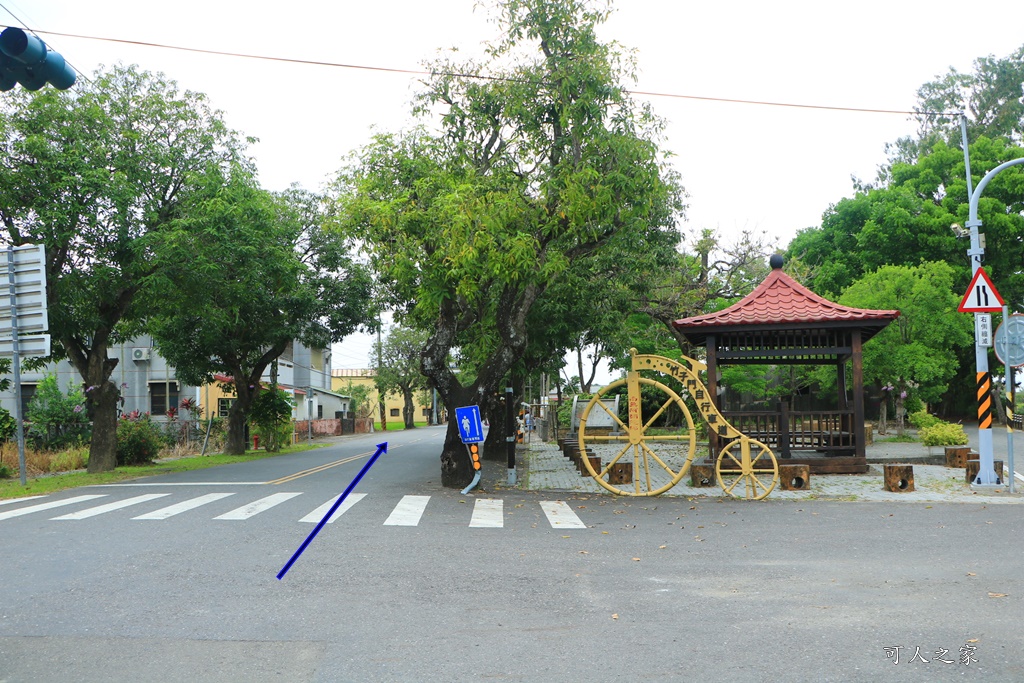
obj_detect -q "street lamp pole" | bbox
[961,115,1024,486]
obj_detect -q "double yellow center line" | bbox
[266,448,380,485]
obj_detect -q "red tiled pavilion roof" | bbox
[673,263,899,344]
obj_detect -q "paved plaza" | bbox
[517,427,1024,504]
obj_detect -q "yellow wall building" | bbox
[331,369,433,427]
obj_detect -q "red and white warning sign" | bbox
[958,268,1004,313]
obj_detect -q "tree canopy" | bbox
[332,0,684,486]
[147,180,374,454]
[838,262,973,429]
[0,64,248,471]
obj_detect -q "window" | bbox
[149,382,179,416]
[390,408,400,417]
[317,405,323,419]
[19,384,36,417]
[218,398,235,418]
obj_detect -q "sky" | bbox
[8,0,1024,383]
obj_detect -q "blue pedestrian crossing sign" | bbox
[455,405,484,444]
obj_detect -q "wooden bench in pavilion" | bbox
[673,255,899,475]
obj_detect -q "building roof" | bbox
[330,368,375,378]
[673,257,899,346]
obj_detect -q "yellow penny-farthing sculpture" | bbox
[577,350,779,499]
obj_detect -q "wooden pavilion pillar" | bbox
[852,329,866,458]
[705,335,718,459]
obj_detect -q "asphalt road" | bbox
[1,425,1022,682]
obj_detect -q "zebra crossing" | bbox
[0,491,588,529]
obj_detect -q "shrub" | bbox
[0,407,15,442]
[0,462,11,479]
[919,422,969,447]
[908,410,942,430]
[249,388,294,452]
[26,375,91,450]
[116,415,164,466]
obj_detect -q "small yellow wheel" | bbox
[716,438,778,500]
[577,373,697,496]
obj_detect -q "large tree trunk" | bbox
[483,387,512,462]
[439,385,477,487]
[402,387,416,429]
[86,380,120,472]
[225,383,257,455]
[70,342,121,473]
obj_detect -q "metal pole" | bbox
[6,245,26,486]
[1003,305,1016,493]
[505,385,516,485]
[966,155,1024,485]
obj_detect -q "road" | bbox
[1,425,1022,682]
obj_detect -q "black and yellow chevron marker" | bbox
[977,372,992,429]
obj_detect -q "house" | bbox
[330,368,435,427]
[0,336,345,423]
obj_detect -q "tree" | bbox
[0,65,248,472]
[333,0,683,487]
[374,327,430,429]
[147,179,374,454]
[838,262,973,435]
[787,137,1024,304]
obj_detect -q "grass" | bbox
[877,434,919,443]
[0,443,322,500]
[377,421,430,431]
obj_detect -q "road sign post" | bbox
[959,129,1024,486]
[995,310,1023,494]
[1,244,49,486]
[455,405,484,494]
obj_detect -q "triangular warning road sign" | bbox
[958,268,1004,313]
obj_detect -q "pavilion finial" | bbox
[769,253,784,270]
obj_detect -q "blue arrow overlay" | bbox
[277,442,388,580]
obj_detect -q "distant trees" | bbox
[839,262,972,433]
[146,182,373,454]
[374,327,430,429]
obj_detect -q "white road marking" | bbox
[299,493,367,523]
[539,500,587,529]
[469,498,504,528]
[133,493,236,520]
[383,495,430,526]
[0,495,45,506]
[213,492,302,520]
[51,494,170,520]
[0,495,107,522]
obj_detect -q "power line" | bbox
[15,25,959,117]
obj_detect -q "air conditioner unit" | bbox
[131,348,151,361]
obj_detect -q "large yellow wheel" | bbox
[716,438,779,500]
[577,374,697,496]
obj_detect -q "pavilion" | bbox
[673,255,899,474]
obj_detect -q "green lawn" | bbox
[377,421,431,431]
[0,444,321,500]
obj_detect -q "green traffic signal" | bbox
[0,27,76,91]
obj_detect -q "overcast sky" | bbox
[10,0,1024,380]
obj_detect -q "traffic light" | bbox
[468,443,481,471]
[0,27,76,92]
